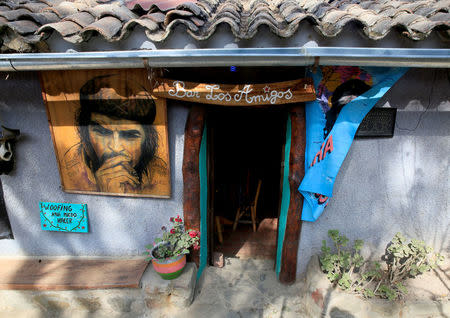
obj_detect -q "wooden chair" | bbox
[214,216,233,244]
[233,180,262,232]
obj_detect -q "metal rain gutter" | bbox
[0,47,449,71]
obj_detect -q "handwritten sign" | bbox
[152,78,315,106]
[40,202,88,233]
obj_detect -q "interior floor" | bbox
[215,218,278,259]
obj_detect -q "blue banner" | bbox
[40,202,88,233]
[299,67,407,222]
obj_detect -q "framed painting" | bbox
[41,69,171,198]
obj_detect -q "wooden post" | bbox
[182,105,206,266]
[279,105,306,284]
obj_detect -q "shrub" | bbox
[320,230,444,300]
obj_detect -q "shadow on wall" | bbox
[381,68,450,137]
[297,67,449,276]
[379,68,449,111]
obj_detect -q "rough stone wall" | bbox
[297,68,450,275]
[0,71,189,256]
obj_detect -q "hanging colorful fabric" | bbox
[298,66,408,222]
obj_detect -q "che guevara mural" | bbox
[41,69,170,198]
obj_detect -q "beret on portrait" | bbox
[79,74,156,125]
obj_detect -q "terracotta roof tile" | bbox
[89,4,138,21]
[126,0,198,12]
[27,12,61,25]
[20,2,48,12]
[0,15,8,25]
[7,19,39,34]
[430,12,450,23]
[83,15,122,39]
[0,0,448,52]
[143,12,166,23]
[38,20,82,37]
[0,8,31,20]
[127,17,160,32]
[63,12,96,28]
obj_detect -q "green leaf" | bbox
[364,289,375,298]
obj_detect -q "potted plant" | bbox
[144,215,200,280]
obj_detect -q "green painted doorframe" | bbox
[276,114,291,277]
[191,108,303,284]
[198,123,208,279]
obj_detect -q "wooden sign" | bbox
[41,69,171,198]
[40,202,88,233]
[152,78,315,106]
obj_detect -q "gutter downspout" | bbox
[0,47,449,71]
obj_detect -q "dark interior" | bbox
[209,107,286,259]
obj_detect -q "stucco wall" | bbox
[0,67,448,279]
[0,71,189,256]
[297,68,450,275]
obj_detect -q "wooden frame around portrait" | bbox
[41,69,171,198]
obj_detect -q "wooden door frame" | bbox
[182,105,305,284]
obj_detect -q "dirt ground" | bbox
[404,257,450,301]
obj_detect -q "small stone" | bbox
[305,255,331,292]
[107,297,133,313]
[329,307,354,318]
[75,297,101,313]
[32,294,70,313]
[141,262,197,308]
[169,264,198,307]
[403,301,441,316]
[213,252,224,268]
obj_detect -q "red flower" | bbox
[175,217,182,223]
[193,243,200,250]
[189,231,197,238]
[169,217,174,222]
[170,229,176,234]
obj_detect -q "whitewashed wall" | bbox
[0,27,447,278]
[0,71,189,256]
[297,68,449,274]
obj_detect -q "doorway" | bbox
[209,107,286,260]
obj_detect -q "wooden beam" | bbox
[279,105,306,284]
[182,105,206,266]
[153,78,315,106]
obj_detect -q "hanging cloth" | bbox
[298,66,408,222]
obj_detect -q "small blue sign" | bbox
[40,202,88,233]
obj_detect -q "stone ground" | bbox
[0,257,448,317]
[153,257,450,318]
[155,258,305,318]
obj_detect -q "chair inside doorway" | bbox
[210,107,285,260]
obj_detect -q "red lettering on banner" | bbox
[311,143,324,166]
[323,135,333,156]
[311,135,334,167]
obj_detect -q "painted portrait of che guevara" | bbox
[42,69,171,198]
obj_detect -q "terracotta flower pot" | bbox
[151,243,187,280]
